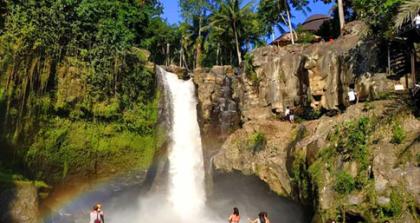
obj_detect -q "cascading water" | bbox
[159,67,207,220]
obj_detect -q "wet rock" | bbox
[163,65,189,79]
[0,182,40,223]
[193,66,240,143]
[213,120,294,197]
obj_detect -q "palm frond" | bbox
[394,0,420,29]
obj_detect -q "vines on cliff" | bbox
[0,0,163,183]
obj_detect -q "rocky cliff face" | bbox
[240,21,380,120]
[193,66,241,153]
[193,21,420,222]
[213,100,419,223]
[0,182,40,223]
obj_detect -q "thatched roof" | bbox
[301,14,332,32]
[270,32,293,46]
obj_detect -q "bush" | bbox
[391,123,405,144]
[381,189,404,218]
[247,132,266,153]
[244,53,260,86]
[334,171,355,194]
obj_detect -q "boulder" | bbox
[356,73,396,101]
[213,120,294,196]
[0,182,40,223]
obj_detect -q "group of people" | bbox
[89,205,268,223]
[229,207,271,223]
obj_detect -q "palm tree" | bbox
[337,0,345,30]
[209,0,254,65]
[395,0,420,29]
[258,0,311,45]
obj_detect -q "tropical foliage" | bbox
[394,0,420,29]
[0,0,163,182]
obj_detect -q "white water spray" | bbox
[160,67,207,221]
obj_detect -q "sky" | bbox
[161,0,335,28]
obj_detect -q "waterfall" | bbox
[159,67,206,221]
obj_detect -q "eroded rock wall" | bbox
[194,21,419,223]
[0,183,40,223]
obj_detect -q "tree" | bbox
[258,0,310,44]
[208,0,257,65]
[394,0,420,29]
[352,0,403,38]
[179,0,212,68]
[337,0,345,30]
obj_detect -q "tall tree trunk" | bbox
[286,8,295,45]
[216,42,220,65]
[179,39,183,67]
[337,0,345,30]
[195,14,203,69]
[166,43,170,66]
[232,20,242,65]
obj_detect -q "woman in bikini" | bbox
[228,207,240,223]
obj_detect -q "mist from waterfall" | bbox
[105,67,219,223]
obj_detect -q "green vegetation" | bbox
[391,123,406,144]
[247,131,267,153]
[291,151,311,202]
[0,167,49,190]
[352,0,403,39]
[244,53,260,86]
[0,0,162,184]
[334,171,355,194]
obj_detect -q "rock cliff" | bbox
[193,21,420,222]
[0,182,40,223]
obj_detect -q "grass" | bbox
[247,131,266,153]
[334,171,355,194]
[244,53,260,87]
[25,117,157,183]
[0,168,49,190]
[391,123,406,144]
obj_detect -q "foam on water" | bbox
[162,67,207,221]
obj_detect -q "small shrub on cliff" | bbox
[247,132,266,153]
[391,123,405,144]
[380,189,404,218]
[334,171,355,194]
[333,117,371,170]
[244,54,260,87]
[292,153,311,201]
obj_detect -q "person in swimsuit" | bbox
[263,212,270,223]
[228,207,240,223]
[249,212,265,223]
[89,203,105,223]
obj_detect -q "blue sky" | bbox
[161,0,335,27]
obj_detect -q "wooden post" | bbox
[412,46,417,88]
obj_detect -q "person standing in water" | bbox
[249,212,266,223]
[263,212,271,223]
[228,207,240,223]
[89,203,105,223]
